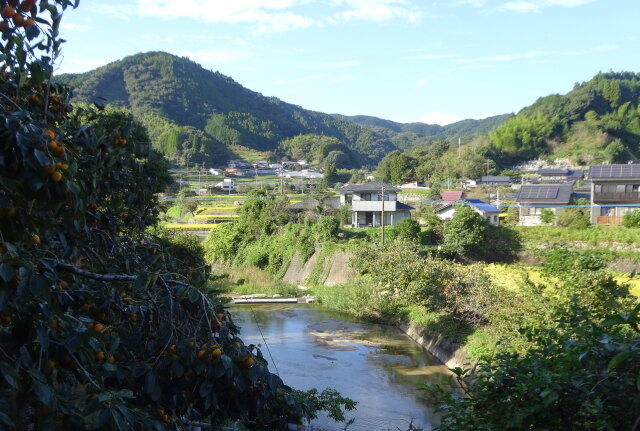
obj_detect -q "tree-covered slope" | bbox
[489,72,640,164]
[337,114,511,141]
[57,52,400,167]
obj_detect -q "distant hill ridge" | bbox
[56,51,509,168]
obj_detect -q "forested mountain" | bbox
[56,51,506,168]
[337,114,511,147]
[489,72,640,165]
[372,72,640,185]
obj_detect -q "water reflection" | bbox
[231,304,453,431]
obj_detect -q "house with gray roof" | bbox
[537,167,584,183]
[480,176,512,186]
[339,182,413,227]
[589,164,640,225]
[515,183,575,226]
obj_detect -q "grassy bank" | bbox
[213,264,303,297]
[515,225,640,245]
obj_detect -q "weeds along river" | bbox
[231,303,453,431]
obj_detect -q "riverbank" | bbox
[216,255,475,370]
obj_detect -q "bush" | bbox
[555,198,590,228]
[442,206,490,258]
[540,208,554,224]
[312,216,340,242]
[393,218,421,243]
[623,209,640,227]
[426,302,640,431]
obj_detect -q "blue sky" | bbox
[56,0,638,125]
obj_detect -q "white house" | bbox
[339,182,413,227]
[214,178,236,192]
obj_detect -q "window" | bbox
[361,193,371,201]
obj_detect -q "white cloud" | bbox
[501,1,540,12]
[314,60,360,68]
[331,74,358,82]
[135,0,314,31]
[132,0,421,32]
[61,22,92,32]
[329,0,422,23]
[592,44,617,52]
[256,12,315,31]
[458,50,548,63]
[94,4,132,20]
[409,53,460,61]
[542,0,597,6]
[419,111,461,126]
[500,0,598,12]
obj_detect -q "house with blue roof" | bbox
[435,198,501,226]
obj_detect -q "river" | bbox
[231,303,453,431]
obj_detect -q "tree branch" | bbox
[56,263,137,282]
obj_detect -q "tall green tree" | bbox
[442,205,489,258]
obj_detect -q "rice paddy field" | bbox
[484,263,640,298]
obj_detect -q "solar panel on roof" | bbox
[591,164,640,178]
[520,185,559,200]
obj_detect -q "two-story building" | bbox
[589,164,640,225]
[516,183,574,226]
[339,182,413,227]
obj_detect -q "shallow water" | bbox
[231,304,453,431]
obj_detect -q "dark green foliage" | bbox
[338,114,511,143]
[375,150,414,184]
[442,206,490,258]
[393,218,421,243]
[279,134,356,167]
[427,302,640,431]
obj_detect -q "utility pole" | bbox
[280,161,284,195]
[458,137,461,159]
[381,183,385,245]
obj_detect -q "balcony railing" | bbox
[351,201,397,212]
[597,216,623,225]
[593,192,640,202]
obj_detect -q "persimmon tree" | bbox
[0,1,353,430]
